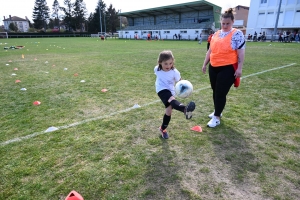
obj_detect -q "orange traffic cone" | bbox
[65,190,84,200]
[191,126,202,132]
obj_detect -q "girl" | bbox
[154,50,196,139]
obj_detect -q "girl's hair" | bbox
[221,8,234,21]
[157,50,175,71]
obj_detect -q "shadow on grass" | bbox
[140,138,193,199]
[208,125,261,182]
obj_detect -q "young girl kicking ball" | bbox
[154,50,196,139]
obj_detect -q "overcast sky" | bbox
[1,0,250,24]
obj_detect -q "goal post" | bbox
[0,32,8,39]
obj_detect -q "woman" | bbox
[202,8,245,128]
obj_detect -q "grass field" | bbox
[0,37,299,200]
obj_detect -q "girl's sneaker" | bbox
[184,101,196,119]
[159,127,169,139]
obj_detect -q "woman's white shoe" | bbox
[208,111,222,118]
[207,116,220,128]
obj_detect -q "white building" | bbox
[118,1,222,40]
[247,0,300,37]
[3,16,30,32]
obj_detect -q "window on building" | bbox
[261,0,267,3]
[287,0,296,5]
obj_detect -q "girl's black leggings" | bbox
[209,64,235,116]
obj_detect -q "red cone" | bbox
[65,190,84,200]
[33,101,41,106]
[191,126,202,132]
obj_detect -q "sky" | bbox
[0,0,250,25]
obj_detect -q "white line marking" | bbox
[1,63,297,146]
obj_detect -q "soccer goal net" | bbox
[0,32,8,39]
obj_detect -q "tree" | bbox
[105,4,119,33]
[60,0,73,31]
[51,0,61,30]
[9,22,18,32]
[87,0,106,33]
[32,0,50,30]
[72,0,87,31]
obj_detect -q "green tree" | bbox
[51,0,61,30]
[32,0,50,30]
[48,18,55,29]
[60,0,73,31]
[87,0,106,33]
[105,4,119,33]
[9,22,18,32]
[73,0,87,31]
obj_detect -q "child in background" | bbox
[154,50,196,139]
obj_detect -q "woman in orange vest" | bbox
[201,8,245,128]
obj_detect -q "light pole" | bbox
[104,12,106,34]
[99,3,102,33]
[119,9,121,30]
[44,6,49,31]
[272,0,282,41]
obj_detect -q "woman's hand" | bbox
[202,65,207,74]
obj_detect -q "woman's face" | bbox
[221,17,234,32]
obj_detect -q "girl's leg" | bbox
[168,96,185,112]
[161,106,172,130]
[168,96,196,119]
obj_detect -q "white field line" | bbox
[1,63,296,146]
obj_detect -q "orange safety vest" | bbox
[210,29,238,67]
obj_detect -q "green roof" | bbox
[119,0,221,18]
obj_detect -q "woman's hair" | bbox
[221,8,235,21]
[157,50,175,71]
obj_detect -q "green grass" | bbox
[0,38,300,200]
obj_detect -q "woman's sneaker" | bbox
[159,127,169,139]
[207,116,220,128]
[184,101,196,119]
[208,111,222,118]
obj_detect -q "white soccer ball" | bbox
[175,80,193,98]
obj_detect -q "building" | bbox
[3,16,30,32]
[118,0,221,40]
[246,0,300,37]
[232,5,250,34]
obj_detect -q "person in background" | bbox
[201,8,245,128]
[154,50,196,138]
[207,30,214,50]
[199,33,202,44]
